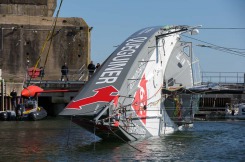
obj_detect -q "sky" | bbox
[56,0,245,74]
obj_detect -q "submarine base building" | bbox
[0,0,91,88]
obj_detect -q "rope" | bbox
[43,0,64,69]
[26,0,64,86]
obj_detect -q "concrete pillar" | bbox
[1,79,4,111]
[0,0,57,17]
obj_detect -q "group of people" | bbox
[60,61,100,81]
[32,61,100,82]
[37,63,69,81]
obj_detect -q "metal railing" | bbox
[24,64,88,82]
[77,64,86,81]
[201,72,245,84]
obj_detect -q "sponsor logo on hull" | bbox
[63,27,161,114]
[66,86,118,109]
[132,74,148,124]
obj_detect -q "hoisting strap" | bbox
[43,0,64,70]
[27,0,64,85]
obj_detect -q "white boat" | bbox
[59,25,201,141]
[226,103,245,120]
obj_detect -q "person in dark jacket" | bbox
[87,61,96,79]
[10,88,17,109]
[39,67,45,78]
[61,63,69,81]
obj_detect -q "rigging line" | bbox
[192,39,245,56]
[206,46,245,57]
[183,35,245,57]
[212,46,245,54]
[213,46,245,54]
[208,45,245,55]
[183,35,245,54]
[213,49,245,57]
[227,48,245,51]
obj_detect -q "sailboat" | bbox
[59,25,201,141]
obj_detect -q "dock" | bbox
[35,72,244,117]
[0,80,85,116]
[195,72,245,119]
[0,0,91,115]
[29,80,86,116]
[1,71,244,117]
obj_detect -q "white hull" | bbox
[60,25,201,141]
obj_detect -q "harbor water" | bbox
[0,117,244,161]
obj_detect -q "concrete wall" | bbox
[0,15,91,83]
[0,0,91,111]
[0,0,56,17]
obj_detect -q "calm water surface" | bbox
[0,117,244,161]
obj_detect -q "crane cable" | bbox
[183,35,245,57]
[43,0,64,70]
[27,0,64,85]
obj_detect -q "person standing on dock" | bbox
[39,67,45,78]
[10,88,17,110]
[61,63,69,81]
[87,61,96,79]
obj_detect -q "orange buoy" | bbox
[21,85,44,98]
